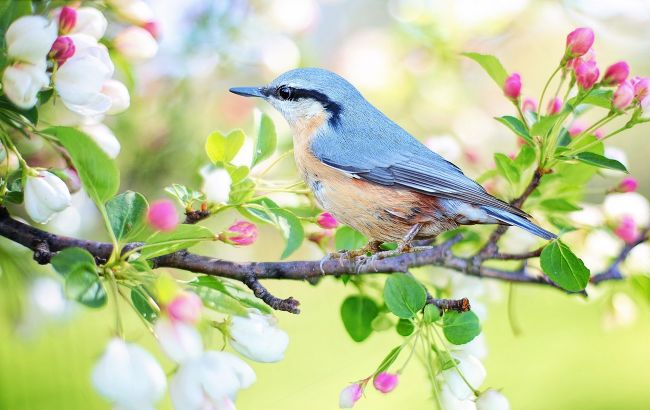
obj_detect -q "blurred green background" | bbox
[2,0,650,409]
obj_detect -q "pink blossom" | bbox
[373,372,399,393]
[594,128,605,139]
[224,221,258,246]
[575,59,599,90]
[142,21,161,40]
[547,97,563,115]
[503,73,521,100]
[618,177,638,193]
[147,200,179,232]
[49,36,75,66]
[568,121,586,137]
[316,212,338,229]
[632,77,650,100]
[521,97,537,113]
[339,383,363,408]
[566,27,595,57]
[614,215,639,244]
[602,61,629,86]
[613,80,634,110]
[58,6,77,34]
[167,292,202,325]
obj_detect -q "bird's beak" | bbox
[229,86,265,98]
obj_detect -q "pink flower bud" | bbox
[142,21,161,40]
[575,59,599,90]
[521,97,537,113]
[618,177,638,193]
[58,6,77,34]
[503,73,521,100]
[566,27,595,57]
[147,200,179,232]
[594,128,604,139]
[339,383,363,408]
[613,80,634,110]
[633,77,650,100]
[602,61,629,86]
[547,97,563,115]
[373,372,399,393]
[223,221,258,246]
[49,36,75,66]
[61,167,81,193]
[167,292,202,324]
[568,121,586,137]
[316,212,338,229]
[614,215,639,244]
[641,96,650,119]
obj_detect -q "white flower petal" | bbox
[155,317,203,363]
[229,310,289,363]
[6,15,57,64]
[24,171,72,224]
[2,62,49,109]
[73,7,108,39]
[80,123,121,158]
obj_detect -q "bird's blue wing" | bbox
[311,120,529,218]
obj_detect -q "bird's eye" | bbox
[277,86,294,101]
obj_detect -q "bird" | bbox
[230,68,555,254]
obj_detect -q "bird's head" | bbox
[230,68,360,128]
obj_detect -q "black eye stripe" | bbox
[269,85,343,127]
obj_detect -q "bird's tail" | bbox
[481,206,556,240]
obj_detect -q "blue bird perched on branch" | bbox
[231,68,555,254]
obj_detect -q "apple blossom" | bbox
[24,170,72,224]
[602,61,630,86]
[603,192,650,226]
[142,21,161,39]
[54,34,114,116]
[114,26,158,62]
[102,79,131,114]
[79,122,122,159]
[439,385,477,410]
[568,121,586,137]
[575,59,599,90]
[373,372,399,393]
[170,351,255,410]
[339,383,363,408]
[222,221,258,246]
[155,316,203,363]
[612,80,634,110]
[167,291,203,325]
[317,211,339,229]
[441,352,486,400]
[201,166,232,203]
[229,309,289,362]
[58,7,77,34]
[71,7,108,40]
[2,62,49,109]
[49,36,75,66]
[92,338,166,409]
[618,177,638,193]
[476,390,510,410]
[5,15,57,65]
[521,97,537,113]
[147,200,179,231]
[633,77,650,100]
[547,97,562,115]
[109,0,156,24]
[614,215,639,244]
[503,73,521,100]
[565,27,594,58]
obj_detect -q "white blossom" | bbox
[2,62,49,109]
[80,123,121,158]
[170,351,255,410]
[155,317,203,363]
[72,7,108,39]
[441,352,486,400]
[603,192,650,226]
[92,338,166,409]
[440,385,478,410]
[5,15,57,64]
[476,390,510,410]
[24,171,72,224]
[229,310,289,363]
[108,0,155,24]
[114,26,158,62]
[102,79,131,115]
[201,166,232,203]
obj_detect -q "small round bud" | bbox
[373,372,399,393]
[147,200,179,232]
[602,61,630,86]
[618,177,638,193]
[316,212,338,229]
[503,73,521,100]
[565,27,595,58]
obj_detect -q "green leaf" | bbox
[540,199,582,212]
[165,184,205,207]
[530,115,557,138]
[340,295,379,342]
[191,285,247,316]
[462,52,508,87]
[514,145,536,171]
[375,345,403,376]
[252,113,277,167]
[574,152,628,173]
[494,153,520,185]
[52,248,106,308]
[568,88,613,110]
[229,179,255,204]
[433,346,458,370]
[131,287,158,323]
[106,191,148,242]
[243,198,304,259]
[205,130,245,164]
[396,318,415,336]
[335,226,367,251]
[0,95,38,125]
[383,273,427,319]
[423,304,441,323]
[540,240,590,292]
[44,127,119,205]
[442,310,481,345]
[191,276,273,314]
[140,224,214,259]
[495,116,532,144]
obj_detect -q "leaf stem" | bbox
[539,65,563,115]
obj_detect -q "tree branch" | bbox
[591,227,650,285]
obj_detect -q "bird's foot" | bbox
[319,241,383,274]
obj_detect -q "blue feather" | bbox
[481,206,556,240]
